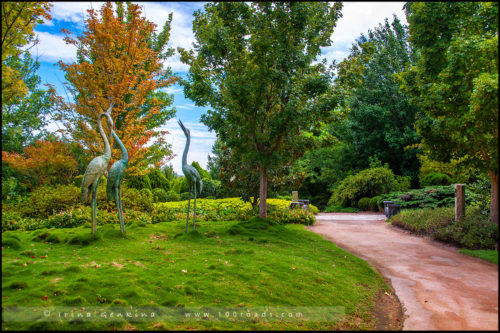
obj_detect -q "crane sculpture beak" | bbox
[178,119,189,136]
[106,101,115,115]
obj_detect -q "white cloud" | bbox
[321,2,407,64]
[164,86,184,95]
[164,54,190,73]
[30,31,77,62]
[176,104,197,110]
[50,2,106,25]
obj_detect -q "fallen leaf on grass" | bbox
[112,262,124,270]
[181,269,187,273]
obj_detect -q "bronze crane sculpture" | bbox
[178,119,203,232]
[81,103,114,234]
[105,113,128,234]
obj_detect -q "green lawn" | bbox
[2,218,392,330]
[459,249,498,265]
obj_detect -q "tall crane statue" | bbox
[178,119,203,232]
[105,113,128,234]
[81,103,114,234]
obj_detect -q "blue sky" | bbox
[29,2,407,174]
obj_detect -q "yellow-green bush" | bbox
[152,198,318,225]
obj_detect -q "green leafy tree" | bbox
[2,52,54,154]
[397,2,498,223]
[161,163,176,181]
[333,16,421,186]
[179,2,342,218]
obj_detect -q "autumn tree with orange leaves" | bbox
[2,140,79,190]
[51,2,177,176]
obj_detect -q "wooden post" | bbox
[455,184,465,221]
[292,191,299,203]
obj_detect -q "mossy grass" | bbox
[2,218,392,330]
[459,249,498,264]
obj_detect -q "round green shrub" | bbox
[124,173,152,191]
[328,166,398,207]
[421,172,452,187]
[121,187,153,211]
[358,197,371,211]
[152,188,169,203]
[148,168,170,191]
[180,192,190,201]
[165,191,180,202]
[22,184,80,218]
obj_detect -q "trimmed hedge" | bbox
[390,206,497,250]
[421,172,452,187]
[152,198,318,225]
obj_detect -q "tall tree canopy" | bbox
[2,51,53,154]
[397,2,498,223]
[333,16,421,186]
[179,2,342,217]
[1,2,52,105]
[52,2,177,175]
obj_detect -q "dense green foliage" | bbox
[328,164,409,208]
[2,52,54,154]
[397,2,498,223]
[333,16,421,186]
[152,188,168,203]
[152,198,318,226]
[179,2,343,218]
[148,168,170,192]
[379,185,459,210]
[357,197,372,211]
[420,172,452,187]
[390,206,498,250]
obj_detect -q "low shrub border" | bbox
[389,206,498,250]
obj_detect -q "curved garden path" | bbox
[307,212,498,330]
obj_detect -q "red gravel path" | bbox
[307,212,498,330]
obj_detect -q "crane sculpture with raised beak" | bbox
[178,119,203,232]
[105,112,128,234]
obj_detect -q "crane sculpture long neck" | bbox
[182,128,190,168]
[112,130,128,164]
[98,112,111,161]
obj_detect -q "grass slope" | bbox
[459,249,498,265]
[2,218,391,330]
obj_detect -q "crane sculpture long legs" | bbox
[178,119,203,232]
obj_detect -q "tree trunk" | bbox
[259,165,267,219]
[489,171,498,225]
